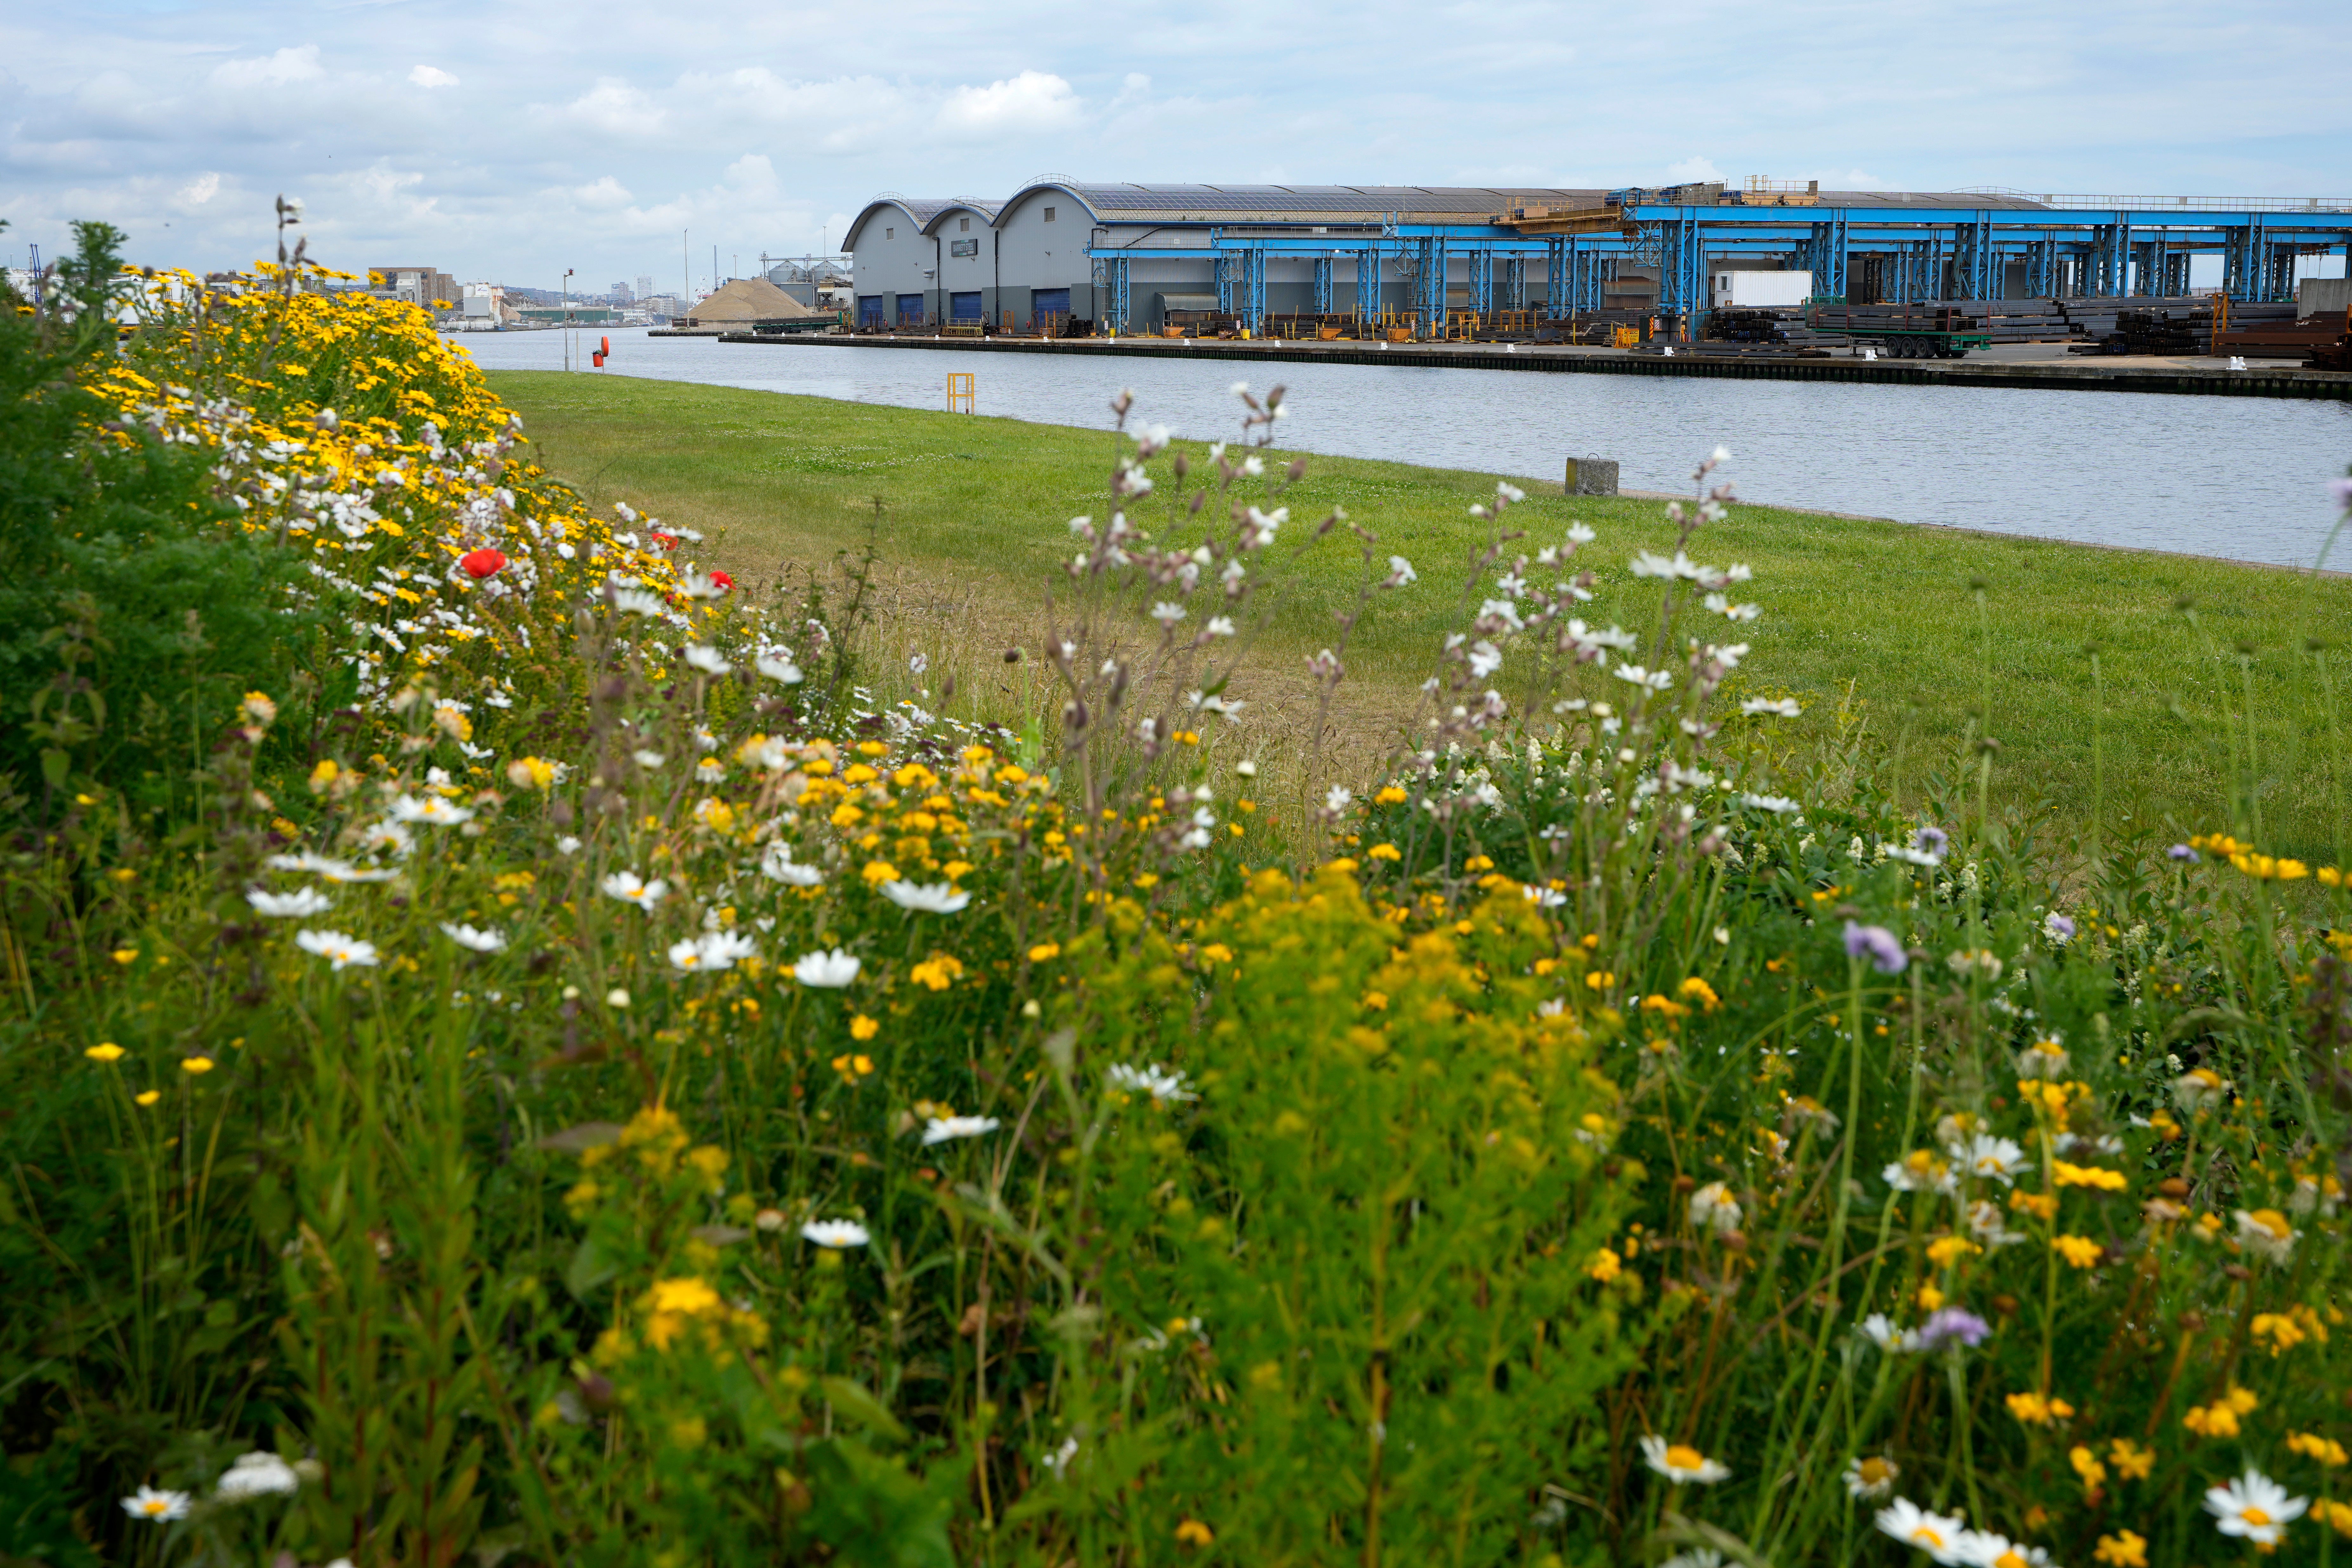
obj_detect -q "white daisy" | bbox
[294,929,379,970]
[801,1219,870,1249]
[439,922,507,953]
[1638,1434,1730,1484]
[2204,1468,2307,1545]
[793,948,862,987]
[248,886,332,918]
[921,1115,1002,1145]
[600,871,668,909]
[881,880,971,914]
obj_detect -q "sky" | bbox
[3,0,2346,293]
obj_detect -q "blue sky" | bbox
[3,0,2344,291]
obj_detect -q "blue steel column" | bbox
[1503,255,1526,311]
[1311,255,1332,316]
[1356,245,1380,322]
[1095,255,1129,332]
[2025,237,2053,299]
[1414,235,1444,337]
[1659,214,1706,318]
[1805,215,1849,302]
[1215,248,1234,316]
[1544,236,1567,316]
[1955,213,1997,301]
[1245,246,1266,333]
[1467,247,1494,321]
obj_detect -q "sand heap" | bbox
[685,278,815,325]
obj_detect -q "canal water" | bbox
[454,327,2352,569]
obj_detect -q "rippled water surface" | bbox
[457,328,2352,568]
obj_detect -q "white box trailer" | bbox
[1710,270,1812,308]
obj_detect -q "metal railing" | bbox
[1954,187,2352,213]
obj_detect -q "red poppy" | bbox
[710,570,735,592]
[460,548,507,579]
[649,531,676,551]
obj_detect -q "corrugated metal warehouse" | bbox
[843,179,2352,337]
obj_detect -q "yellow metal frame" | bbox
[945,373,974,414]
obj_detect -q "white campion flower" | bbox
[793,948,862,987]
[632,749,666,769]
[1613,665,1673,691]
[612,588,664,617]
[439,922,507,953]
[1874,1498,1967,1561]
[388,793,474,826]
[600,871,668,909]
[1742,698,1803,718]
[1241,455,1264,477]
[801,1219,870,1249]
[921,1115,1002,1145]
[1107,1062,1197,1101]
[1741,793,1800,814]
[2233,1208,2297,1263]
[248,886,332,918]
[756,652,805,684]
[294,929,380,970]
[1704,592,1762,621]
[1478,596,1525,631]
[1151,601,1186,627]
[121,1486,193,1523]
[761,843,824,886]
[1496,481,1526,503]
[1629,549,1704,581]
[882,881,972,914]
[669,931,757,972]
[1523,884,1567,908]
[1859,1314,1922,1352]
[1468,640,1503,679]
[1325,785,1353,813]
[214,1452,300,1501]
[683,644,733,675]
[1957,1134,2028,1185]
[1386,555,1416,585]
[1689,1181,1743,1234]
[2204,1469,2308,1545]
[555,835,582,855]
[1638,1435,1731,1484]
[1205,615,1237,637]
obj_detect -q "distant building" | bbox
[371,265,460,312]
[610,280,634,303]
[635,274,655,301]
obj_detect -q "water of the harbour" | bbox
[455,327,2352,569]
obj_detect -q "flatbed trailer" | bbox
[1804,304,1991,359]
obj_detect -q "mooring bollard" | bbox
[1565,456,1619,497]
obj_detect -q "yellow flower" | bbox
[2252,1313,2308,1355]
[861,860,901,888]
[2053,1161,2129,1192]
[1174,1519,1214,1547]
[2289,1431,2349,1467]
[649,1277,722,1315]
[1677,976,1720,1011]
[2093,1530,2149,1567]
[1587,1247,1622,1283]
[851,1014,879,1041]
[1200,943,1234,966]
[135,1090,162,1107]
[111,948,139,966]
[1926,1236,1980,1267]
[910,954,964,991]
[2005,1391,2074,1426]
[1373,785,1409,805]
[2184,1388,2257,1438]
[2108,1438,2154,1480]
[2069,1445,2108,1493]
[2315,1498,2352,1538]
[1028,942,1061,963]
[86,1043,125,1063]
[181,1056,216,1075]
[2053,1234,2103,1269]
[1367,842,1401,861]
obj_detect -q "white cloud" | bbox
[935,70,1082,135]
[409,65,459,89]
[572,174,632,207]
[178,171,221,205]
[1663,155,1725,185]
[560,78,665,135]
[210,46,323,90]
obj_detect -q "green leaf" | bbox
[818,1375,907,1444]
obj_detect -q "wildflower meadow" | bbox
[3,218,2349,1568]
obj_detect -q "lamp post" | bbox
[563,268,574,370]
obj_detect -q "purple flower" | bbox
[2167,843,2200,863]
[2332,476,2352,511]
[2043,912,2077,943]
[1843,921,1907,974]
[1917,1307,1991,1350]
[1912,826,1949,856]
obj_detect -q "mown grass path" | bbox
[492,370,2352,856]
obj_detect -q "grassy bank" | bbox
[490,370,2352,853]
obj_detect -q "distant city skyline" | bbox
[3,0,2344,285]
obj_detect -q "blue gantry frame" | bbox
[1087,202,2351,334]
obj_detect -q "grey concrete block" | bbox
[1566,456,1619,496]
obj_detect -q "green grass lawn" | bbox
[490,369,2352,860]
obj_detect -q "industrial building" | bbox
[843,180,2352,337]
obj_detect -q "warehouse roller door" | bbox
[949,291,983,321]
[896,293,925,325]
[1031,287,1070,322]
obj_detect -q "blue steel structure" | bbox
[847,183,2352,339]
